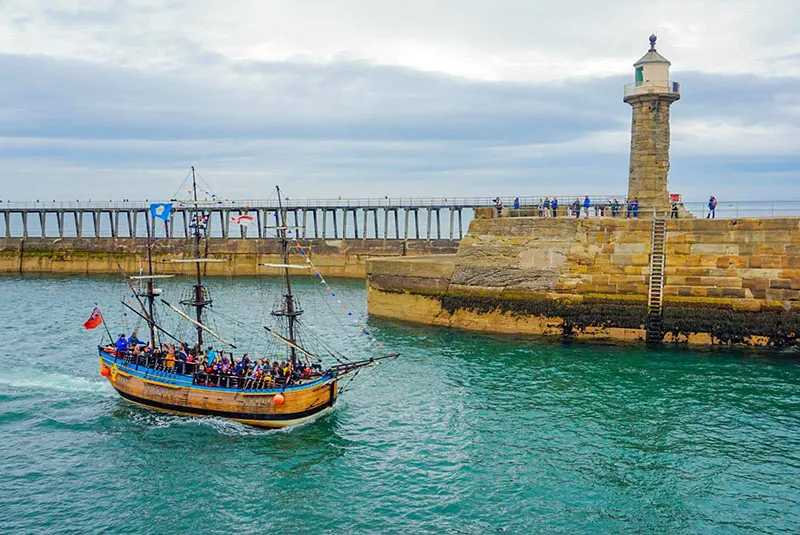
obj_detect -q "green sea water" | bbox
[1,274,799,534]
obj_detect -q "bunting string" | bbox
[286,229,386,351]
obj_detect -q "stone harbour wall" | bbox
[0,238,459,278]
[366,217,800,346]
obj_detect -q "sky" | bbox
[0,0,798,203]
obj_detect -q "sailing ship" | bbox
[96,168,397,428]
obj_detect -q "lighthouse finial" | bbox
[649,34,657,51]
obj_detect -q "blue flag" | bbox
[149,203,173,221]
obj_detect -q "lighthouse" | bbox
[624,34,680,215]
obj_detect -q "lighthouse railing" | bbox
[624,80,680,98]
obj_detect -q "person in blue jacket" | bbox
[552,198,558,217]
[115,334,129,356]
[583,195,591,218]
[127,330,142,347]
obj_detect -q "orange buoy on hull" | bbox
[101,367,110,377]
[274,393,285,405]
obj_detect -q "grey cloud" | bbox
[0,50,798,201]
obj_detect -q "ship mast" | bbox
[276,187,299,364]
[181,166,210,347]
[146,240,157,346]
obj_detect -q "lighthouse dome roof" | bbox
[634,49,671,67]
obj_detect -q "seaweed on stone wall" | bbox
[388,287,799,346]
[662,304,799,347]
[437,291,647,334]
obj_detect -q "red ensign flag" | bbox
[84,307,103,330]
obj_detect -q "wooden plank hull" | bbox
[99,353,338,429]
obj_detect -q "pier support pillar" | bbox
[362,209,368,242]
[92,211,100,238]
[182,210,189,239]
[458,209,463,238]
[383,209,389,244]
[3,211,9,238]
[112,210,119,238]
[449,208,454,240]
[73,211,82,238]
[394,209,400,240]
[57,211,64,238]
[145,210,153,240]
[426,208,432,241]
[312,210,319,239]
[130,211,137,238]
[39,211,46,238]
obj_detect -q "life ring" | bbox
[110,363,119,383]
[102,346,115,354]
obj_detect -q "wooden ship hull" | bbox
[99,352,339,429]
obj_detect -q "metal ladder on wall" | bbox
[646,215,667,343]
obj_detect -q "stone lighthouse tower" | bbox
[624,34,680,215]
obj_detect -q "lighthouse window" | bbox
[635,66,643,84]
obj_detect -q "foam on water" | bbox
[0,371,114,396]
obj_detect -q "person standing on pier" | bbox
[552,198,558,218]
[707,195,717,218]
[583,195,591,218]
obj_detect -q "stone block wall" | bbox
[0,237,459,278]
[366,216,800,346]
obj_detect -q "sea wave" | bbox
[0,371,114,396]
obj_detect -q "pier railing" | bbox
[0,195,623,211]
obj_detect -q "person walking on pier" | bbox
[572,198,581,218]
[583,195,591,218]
[552,198,558,218]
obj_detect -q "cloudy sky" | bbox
[0,0,798,202]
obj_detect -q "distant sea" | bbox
[1,274,798,534]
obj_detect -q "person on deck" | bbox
[206,346,216,366]
[165,346,175,370]
[115,334,129,357]
[127,330,142,348]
